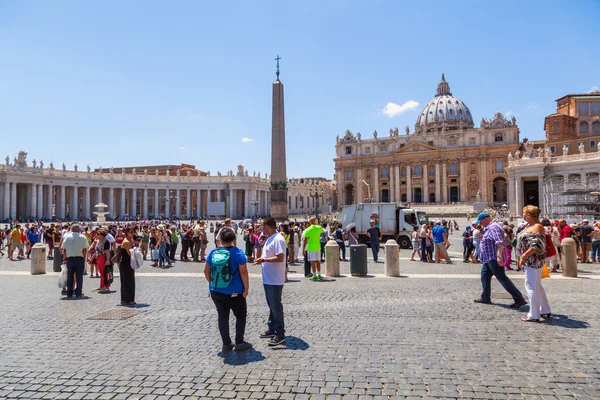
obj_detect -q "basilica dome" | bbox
[415,74,474,134]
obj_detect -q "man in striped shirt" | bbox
[474,212,526,308]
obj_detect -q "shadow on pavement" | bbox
[117,303,150,308]
[271,335,310,351]
[218,349,266,365]
[545,314,590,329]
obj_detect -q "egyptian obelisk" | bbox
[269,55,288,221]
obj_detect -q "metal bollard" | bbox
[53,247,62,272]
[349,244,368,276]
[560,238,578,278]
[324,240,340,277]
[30,243,47,275]
[384,239,400,277]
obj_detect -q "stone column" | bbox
[564,175,569,193]
[175,189,181,218]
[31,184,37,219]
[244,189,250,217]
[165,189,170,218]
[97,187,103,204]
[480,158,489,202]
[515,177,523,213]
[108,188,114,219]
[120,187,126,218]
[389,164,395,203]
[37,184,43,218]
[131,188,137,217]
[581,173,587,187]
[11,182,17,219]
[406,164,412,202]
[47,185,53,219]
[423,162,429,203]
[373,166,379,202]
[59,185,66,219]
[435,162,441,203]
[459,160,467,202]
[154,189,159,218]
[3,182,9,220]
[229,189,234,218]
[395,164,400,202]
[508,176,516,216]
[355,167,362,203]
[72,186,79,219]
[441,163,448,202]
[186,188,191,219]
[84,186,91,218]
[143,188,148,218]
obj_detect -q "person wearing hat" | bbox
[578,219,594,263]
[431,220,452,264]
[462,226,473,263]
[473,212,526,308]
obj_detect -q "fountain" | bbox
[93,203,109,225]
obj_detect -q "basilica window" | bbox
[379,144,388,152]
[469,137,476,145]
[401,167,406,177]
[590,140,596,149]
[448,138,458,146]
[366,169,371,180]
[495,134,503,142]
[580,121,589,134]
[470,162,476,174]
[345,170,353,181]
[592,121,600,134]
[550,145,556,153]
[428,141,434,146]
[495,160,504,173]
[449,163,458,174]
[553,125,559,132]
[414,165,422,176]
[429,166,435,176]
[365,146,371,154]
[346,146,352,155]
[381,167,389,178]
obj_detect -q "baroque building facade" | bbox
[334,75,519,207]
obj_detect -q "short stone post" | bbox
[30,243,46,275]
[325,240,340,277]
[53,247,62,272]
[560,238,578,278]
[384,239,400,277]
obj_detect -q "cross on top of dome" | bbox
[436,73,451,96]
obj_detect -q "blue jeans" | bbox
[158,245,168,267]
[480,259,525,303]
[66,256,85,297]
[592,241,600,261]
[370,241,380,262]
[263,284,285,337]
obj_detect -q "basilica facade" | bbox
[334,74,519,206]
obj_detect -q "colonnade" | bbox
[0,181,271,221]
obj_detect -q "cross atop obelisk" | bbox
[270,55,288,221]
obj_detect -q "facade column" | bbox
[406,165,412,203]
[120,188,126,218]
[459,160,467,202]
[515,177,523,213]
[581,173,586,187]
[229,189,235,218]
[508,176,516,215]
[196,189,201,219]
[46,185,52,219]
[355,167,362,203]
[84,186,91,218]
[175,189,181,218]
[131,188,137,217]
[108,188,114,219]
[442,163,448,203]
[59,185,66,219]
[423,162,429,203]
[31,184,38,219]
[435,162,441,203]
[143,188,148,218]
[186,188,191,219]
[564,175,569,193]
[389,165,395,203]
[480,158,489,203]
[394,164,401,203]
[165,189,170,218]
[37,184,43,218]
[153,189,159,218]
[72,186,79,219]
[97,187,103,204]
[373,166,379,202]
[11,182,18,219]
[244,189,250,217]
[3,183,9,220]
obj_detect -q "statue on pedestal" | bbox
[62,163,66,172]
[476,190,482,202]
[373,130,378,139]
[87,164,91,174]
[217,171,222,177]
[5,156,9,166]
[132,168,137,179]
[405,126,409,136]
[357,132,361,141]
[144,169,148,179]
[508,152,514,162]
[32,159,37,168]
[562,144,569,156]
[39,160,44,169]
[545,147,551,160]
[537,147,544,159]
[121,168,125,178]
[155,169,159,178]
[514,150,520,160]
[579,142,585,154]
[187,170,191,178]
[49,162,54,170]
[74,163,78,172]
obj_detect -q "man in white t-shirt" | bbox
[254,216,286,346]
[215,218,237,247]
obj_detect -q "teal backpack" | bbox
[210,248,238,289]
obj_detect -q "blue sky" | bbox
[1,1,599,178]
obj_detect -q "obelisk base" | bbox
[270,189,288,222]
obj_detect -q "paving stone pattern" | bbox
[1,267,599,399]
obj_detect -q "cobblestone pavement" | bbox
[1,218,599,399]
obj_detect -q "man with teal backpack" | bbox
[204,228,252,352]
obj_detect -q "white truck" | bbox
[337,203,429,249]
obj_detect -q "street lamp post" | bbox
[249,198,260,218]
[309,186,324,219]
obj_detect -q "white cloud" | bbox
[381,100,420,118]
[178,146,186,150]
[505,111,513,117]
[241,137,254,143]
[525,101,538,109]
[589,86,599,93]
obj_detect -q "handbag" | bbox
[151,248,159,260]
[104,264,114,285]
[541,263,550,279]
[111,248,122,265]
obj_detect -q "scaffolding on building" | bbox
[543,173,600,220]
